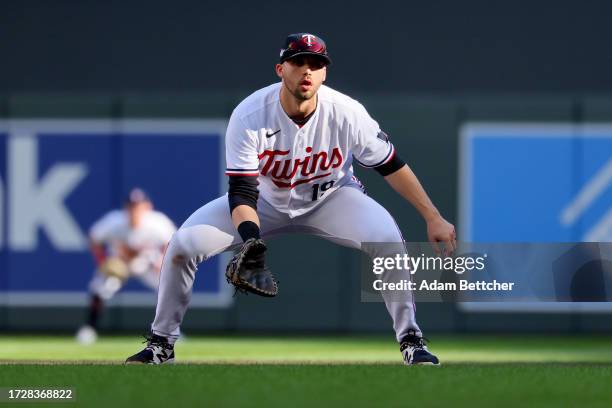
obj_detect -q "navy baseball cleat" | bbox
[400,330,440,365]
[124,333,175,365]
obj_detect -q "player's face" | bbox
[276,55,327,101]
[126,201,152,228]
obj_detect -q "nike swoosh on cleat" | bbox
[266,129,281,138]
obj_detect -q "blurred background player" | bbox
[76,188,176,344]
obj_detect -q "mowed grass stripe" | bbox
[0,335,611,364]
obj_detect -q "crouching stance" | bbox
[76,188,175,344]
[126,33,455,365]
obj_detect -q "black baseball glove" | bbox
[225,238,278,297]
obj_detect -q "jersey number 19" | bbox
[311,181,335,201]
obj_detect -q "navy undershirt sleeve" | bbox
[373,152,406,176]
[228,175,259,213]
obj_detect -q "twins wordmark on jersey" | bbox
[258,146,343,188]
[225,83,395,217]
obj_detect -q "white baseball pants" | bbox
[151,183,421,343]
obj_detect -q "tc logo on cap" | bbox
[279,32,332,65]
[302,34,316,46]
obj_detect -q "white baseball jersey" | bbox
[225,82,395,217]
[90,210,176,257]
[88,210,175,299]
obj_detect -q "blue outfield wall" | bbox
[460,123,612,243]
[0,120,231,308]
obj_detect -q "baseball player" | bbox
[125,33,456,365]
[76,188,176,344]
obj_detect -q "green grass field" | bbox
[1,335,611,407]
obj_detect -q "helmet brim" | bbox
[280,51,332,66]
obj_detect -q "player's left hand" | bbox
[427,216,456,256]
[225,238,278,297]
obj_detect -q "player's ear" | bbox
[275,63,283,78]
[322,66,327,83]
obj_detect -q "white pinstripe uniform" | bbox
[151,82,421,342]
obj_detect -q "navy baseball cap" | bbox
[279,33,331,65]
[125,188,150,205]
